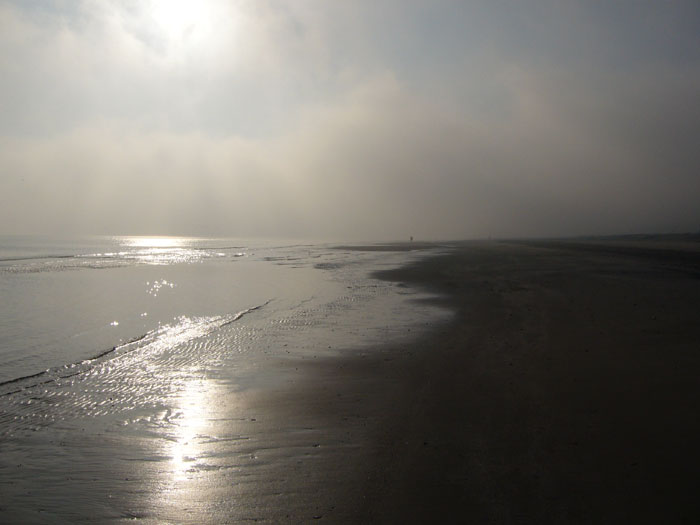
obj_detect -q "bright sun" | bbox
[149,0,213,44]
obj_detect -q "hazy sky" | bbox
[1,0,699,240]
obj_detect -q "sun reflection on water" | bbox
[114,236,218,265]
[119,236,190,249]
[169,376,210,482]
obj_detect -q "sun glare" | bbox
[120,236,187,249]
[148,0,214,49]
[169,378,209,482]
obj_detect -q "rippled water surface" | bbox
[0,235,451,521]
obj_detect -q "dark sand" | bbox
[4,239,700,523]
[353,239,700,523]
[292,238,700,522]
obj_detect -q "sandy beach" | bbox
[4,1,699,522]
[259,238,700,522]
[156,238,700,522]
[358,238,700,522]
[3,238,700,523]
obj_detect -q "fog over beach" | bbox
[1,1,699,239]
[1,1,700,523]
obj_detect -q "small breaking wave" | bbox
[0,254,76,263]
[0,247,245,274]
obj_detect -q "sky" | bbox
[1,0,699,240]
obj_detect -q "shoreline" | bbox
[3,239,700,522]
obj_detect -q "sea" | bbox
[0,235,450,436]
[0,235,453,522]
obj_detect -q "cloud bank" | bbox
[1,1,699,240]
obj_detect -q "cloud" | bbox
[1,1,699,239]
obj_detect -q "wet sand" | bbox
[154,237,700,522]
[354,238,700,522]
[4,238,700,522]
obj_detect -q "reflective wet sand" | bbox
[0,242,449,522]
[7,238,698,522]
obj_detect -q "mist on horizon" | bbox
[1,1,699,241]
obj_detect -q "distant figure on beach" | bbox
[410,236,413,242]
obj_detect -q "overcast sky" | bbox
[1,0,699,240]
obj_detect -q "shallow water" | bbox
[0,235,451,521]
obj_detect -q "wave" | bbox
[0,300,272,397]
[0,254,77,263]
[0,246,247,263]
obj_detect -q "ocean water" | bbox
[0,235,453,521]
[0,235,450,437]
